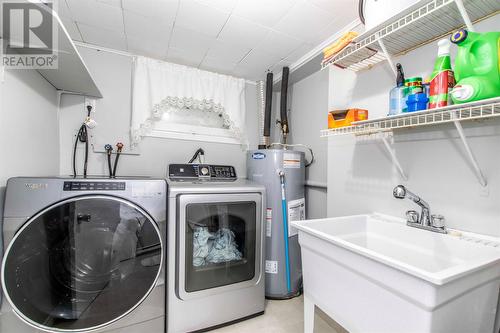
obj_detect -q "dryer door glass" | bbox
[2,196,162,332]
[184,201,256,292]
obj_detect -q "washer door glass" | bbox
[185,201,256,292]
[1,196,162,332]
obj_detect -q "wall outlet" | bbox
[85,97,96,113]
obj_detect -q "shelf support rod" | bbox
[380,133,408,181]
[378,39,397,77]
[453,119,487,187]
[453,0,475,31]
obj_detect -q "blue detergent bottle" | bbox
[389,63,408,115]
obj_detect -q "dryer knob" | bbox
[201,167,209,175]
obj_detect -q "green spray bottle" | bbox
[429,39,455,109]
[450,29,500,104]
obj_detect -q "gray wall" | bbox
[58,47,260,178]
[0,69,59,186]
[327,14,500,236]
[288,69,329,219]
[0,68,59,302]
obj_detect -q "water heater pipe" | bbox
[262,72,274,148]
[279,170,292,293]
[279,67,290,144]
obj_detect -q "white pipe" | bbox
[453,0,475,32]
[453,120,487,186]
[381,135,408,181]
[378,39,397,77]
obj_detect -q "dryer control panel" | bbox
[169,164,237,181]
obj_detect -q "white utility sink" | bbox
[292,213,500,333]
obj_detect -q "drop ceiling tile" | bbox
[284,42,315,63]
[274,1,334,43]
[67,0,124,32]
[314,16,360,45]
[205,40,250,64]
[124,10,173,41]
[232,0,297,28]
[308,0,357,17]
[53,0,73,20]
[61,18,83,41]
[195,0,238,12]
[169,26,214,55]
[238,49,281,73]
[175,0,230,38]
[166,47,205,68]
[199,56,237,75]
[79,23,127,50]
[231,65,266,81]
[254,30,303,59]
[127,36,169,59]
[217,16,271,49]
[122,0,178,21]
[96,0,122,7]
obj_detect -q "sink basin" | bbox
[292,213,500,333]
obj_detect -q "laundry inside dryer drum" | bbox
[2,196,162,332]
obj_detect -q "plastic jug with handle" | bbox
[450,29,500,104]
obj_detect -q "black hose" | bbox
[280,67,290,136]
[112,153,120,178]
[264,72,273,139]
[83,134,89,177]
[72,124,88,177]
[107,153,112,177]
[188,148,205,164]
[72,106,92,178]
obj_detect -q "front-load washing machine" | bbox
[167,164,265,333]
[0,177,166,333]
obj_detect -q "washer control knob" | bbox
[201,167,209,175]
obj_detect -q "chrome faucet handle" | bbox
[406,210,419,224]
[431,214,446,229]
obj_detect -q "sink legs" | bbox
[304,294,315,333]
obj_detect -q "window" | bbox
[148,100,243,145]
[131,57,247,146]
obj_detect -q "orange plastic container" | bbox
[328,109,368,128]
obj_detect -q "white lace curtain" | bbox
[131,56,247,146]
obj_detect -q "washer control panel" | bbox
[63,181,126,191]
[169,164,237,181]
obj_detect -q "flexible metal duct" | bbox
[257,80,266,149]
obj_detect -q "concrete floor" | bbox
[209,296,339,333]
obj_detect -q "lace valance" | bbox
[131,56,247,145]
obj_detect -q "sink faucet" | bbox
[393,185,446,234]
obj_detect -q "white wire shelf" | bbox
[322,0,500,72]
[321,98,500,137]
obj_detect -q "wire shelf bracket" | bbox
[321,98,500,187]
[381,134,408,181]
[452,119,487,187]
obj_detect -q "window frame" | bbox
[148,121,243,145]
